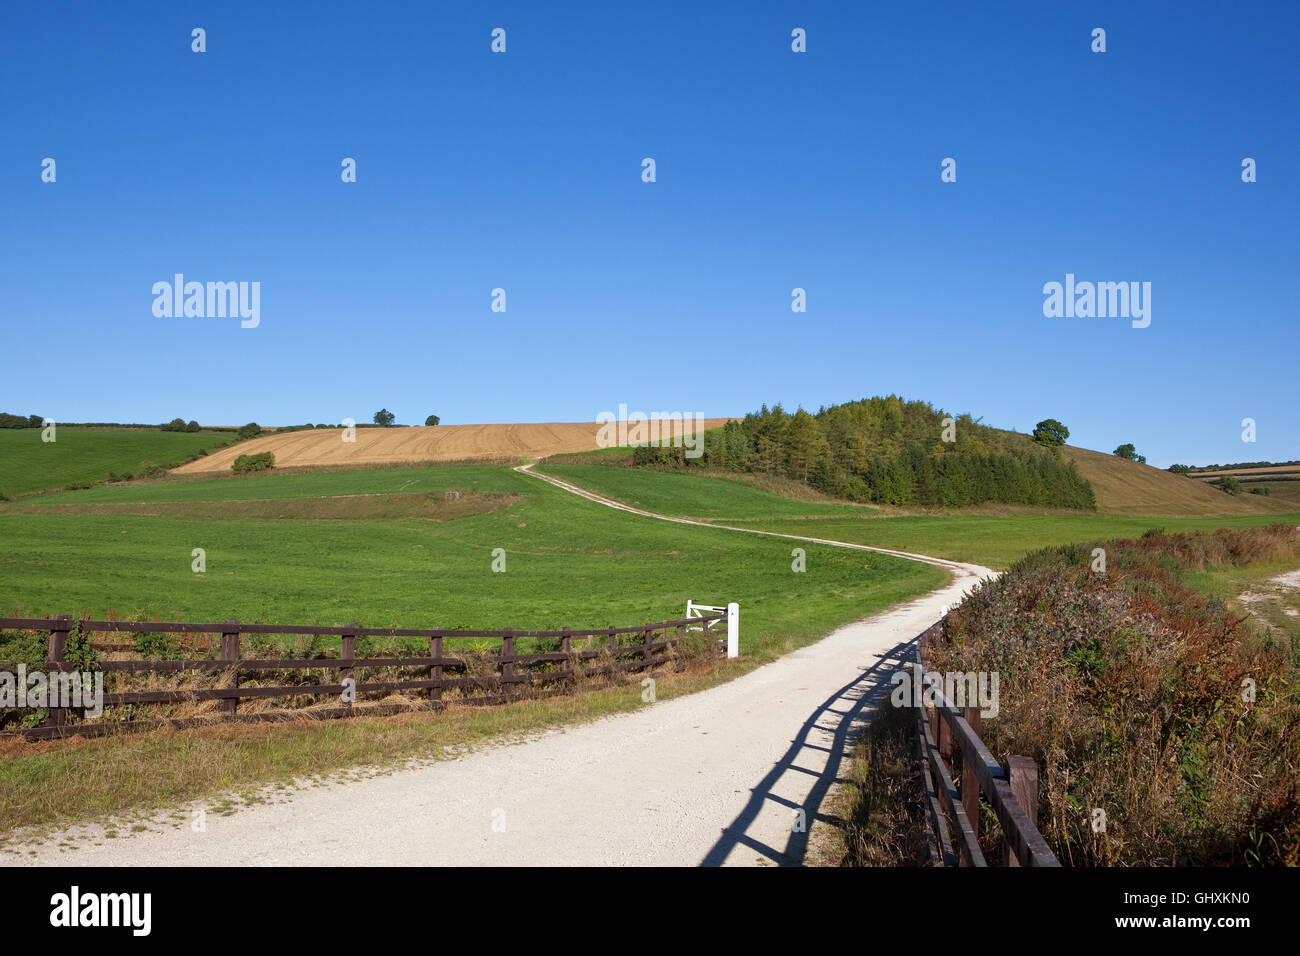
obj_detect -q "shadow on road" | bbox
[698,634,919,867]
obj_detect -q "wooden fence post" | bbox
[642,625,653,669]
[1005,755,1039,867]
[340,626,356,709]
[44,615,72,730]
[220,620,240,715]
[501,629,514,700]
[561,628,573,685]
[429,633,443,703]
[962,705,982,833]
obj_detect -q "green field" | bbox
[0,427,236,497]
[539,464,1300,569]
[538,464,874,519]
[0,464,945,658]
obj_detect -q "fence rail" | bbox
[913,618,1060,868]
[0,610,731,741]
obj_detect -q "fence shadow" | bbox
[698,634,918,867]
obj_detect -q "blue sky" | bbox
[2,1,1296,468]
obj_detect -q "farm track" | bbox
[13,465,993,867]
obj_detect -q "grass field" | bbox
[0,427,235,497]
[0,458,951,835]
[539,464,1300,569]
[537,464,875,519]
[0,464,946,658]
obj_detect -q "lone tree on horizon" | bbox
[373,408,396,427]
[1113,442,1146,464]
[1032,419,1069,447]
[425,415,440,426]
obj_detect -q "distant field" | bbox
[536,465,1300,569]
[1242,481,1300,507]
[0,427,234,497]
[0,464,945,656]
[1194,465,1300,478]
[174,420,735,474]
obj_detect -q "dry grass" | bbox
[1064,446,1290,516]
[833,702,930,866]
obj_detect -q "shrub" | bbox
[161,418,187,432]
[1250,486,1270,496]
[1212,476,1243,495]
[138,461,168,479]
[1168,464,1192,475]
[232,452,275,474]
[185,420,200,432]
[237,422,261,440]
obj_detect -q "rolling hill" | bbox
[172,420,736,474]
[1062,446,1292,516]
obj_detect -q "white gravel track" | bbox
[11,466,993,867]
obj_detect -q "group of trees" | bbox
[0,412,43,428]
[370,410,440,426]
[161,418,201,432]
[635,396,1096,510]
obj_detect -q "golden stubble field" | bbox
[173,420,736,473]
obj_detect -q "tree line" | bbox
[633,396,1097,510]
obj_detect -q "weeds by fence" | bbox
[913,617,1060,867]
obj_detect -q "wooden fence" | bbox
[913,618,1060,867]
[0,611,729,741]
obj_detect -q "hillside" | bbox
[638,398,1096,510]
[0,427,235,497]
[174,420,735,474]
[1063,446,1292,516]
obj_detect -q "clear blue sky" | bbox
[2,1,1296,468]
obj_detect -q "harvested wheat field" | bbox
[174,421,735,474]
